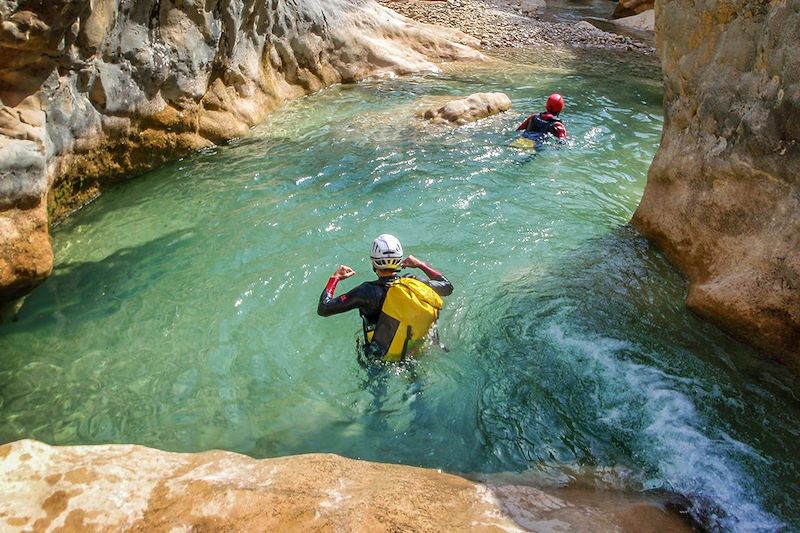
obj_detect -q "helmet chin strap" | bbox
[374,267,399,277]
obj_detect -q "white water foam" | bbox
[547,323,785,532]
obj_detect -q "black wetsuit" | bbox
[317,271,453,358]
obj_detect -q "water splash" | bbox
[547,324,784,531]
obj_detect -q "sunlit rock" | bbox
[632,0,800,368]
[418,92,512,125]
[0,0,484,305]
[612,10,654,32]
[0,439,693,532]
[575,20,606,35]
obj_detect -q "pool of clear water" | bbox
[540,0,615,23]
[1,50,798,531]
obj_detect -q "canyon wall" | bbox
[632,0,799,367]
[0,0,482,304]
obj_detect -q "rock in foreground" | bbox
[0,439,693,532]
[419,92,512,124]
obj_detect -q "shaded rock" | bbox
[0,0,485,306]
[632,0,800,368]
[419,92,512,124]
[613,0,654,19]
[0,439,694,532]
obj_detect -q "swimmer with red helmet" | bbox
[516,93,567,142]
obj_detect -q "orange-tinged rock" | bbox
[0,439,693,532]
[632,0,800,368]
[0,203,52,303]
[613,0,653,19]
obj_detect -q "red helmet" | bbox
[546,93,564,114]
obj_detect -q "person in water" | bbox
[317,234,453,362]
[516,93,567,142]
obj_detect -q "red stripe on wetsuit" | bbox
[325,276,339,298]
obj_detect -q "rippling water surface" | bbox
[2,51,798,531]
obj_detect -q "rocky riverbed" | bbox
[376,0,653,52]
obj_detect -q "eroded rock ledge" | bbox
[0,439,693,532]
[632,0,799,367]
[0,0,483,304]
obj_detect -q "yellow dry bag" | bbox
[366,277,443,361]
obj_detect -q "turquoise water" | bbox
[1,52,799,531]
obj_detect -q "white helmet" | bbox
[370,234,403,271]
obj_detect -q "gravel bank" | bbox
[376,0,653,52]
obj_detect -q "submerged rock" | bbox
[0,0,484,305]
[0,439,693,532]
[419,92,512,124]
[632,0,800,368]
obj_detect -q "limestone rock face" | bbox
[0,439,693,532]
[419,92,512,125]
[0,0,483,305]
[632,0,800,367]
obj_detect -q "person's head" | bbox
[370,234,403,276]
[546,93,564,115]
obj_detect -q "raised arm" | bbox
[317,265,360,317]
[401,255,453,296]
